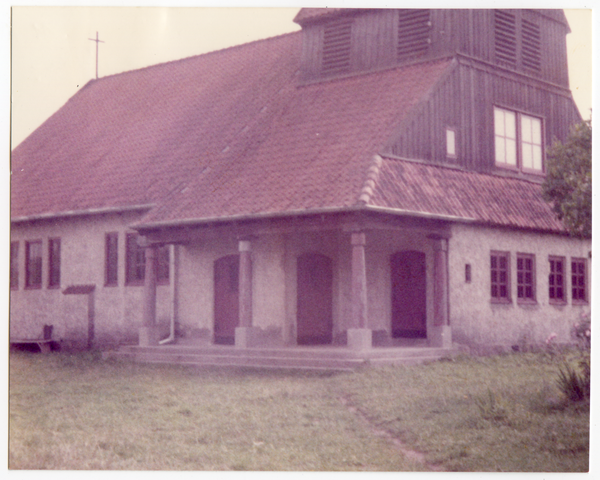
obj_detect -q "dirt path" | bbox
[339,396,442,471]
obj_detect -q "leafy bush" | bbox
[556,362,589,402]
[555,313,591,403]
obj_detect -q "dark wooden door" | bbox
[214,255,239,345]
[391,251,427,338]
[297,253,333,345]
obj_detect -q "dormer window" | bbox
[494,107,543,173]
[322,18,353,76]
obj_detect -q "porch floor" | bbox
[104,341,460,371]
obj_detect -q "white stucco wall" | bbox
[448,223,591,350]
[175,232,288,341]
[10,212,172,347]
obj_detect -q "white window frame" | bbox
[446,127,457,158]
[494,106,544,174]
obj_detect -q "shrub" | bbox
[555,313,591,403]
[556,362,589,402]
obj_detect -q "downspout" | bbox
[159,244,177,344]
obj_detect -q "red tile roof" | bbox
[11,28,566,234]
[367,156,565,232]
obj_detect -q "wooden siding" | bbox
[388,61,580,174]
[299,9,569,87]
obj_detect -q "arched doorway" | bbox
[297,253,333,345]
[391,251,427,339]
[214,255,239,345]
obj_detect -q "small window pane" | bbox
[522,143,533,169]
[126,233,145,284]
[48,238,61,288]
[494,109,505,136]
[506,139,517,165]
[495,140,505,163]
[105,233,118,286]
[531,117,542,144]
[521,116,532,143]
[26,241,42,288]
[517,254,535,300]
[505,111,516,139]
[446,128,456,157]
[491,252,510,300]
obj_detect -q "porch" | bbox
[134,211,455,356]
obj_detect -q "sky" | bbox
[8,3,594,148]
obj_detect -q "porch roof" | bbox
[368,156,565,233]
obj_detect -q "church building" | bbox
[10,9,590,362]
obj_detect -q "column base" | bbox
[347,328,372,350]
[235,327,262,348]
[139,326,160,346]
[430,325,452,348]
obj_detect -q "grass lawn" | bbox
[9,349,589,471]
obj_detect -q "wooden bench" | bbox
[11,325,56,354]
[10,338,55,354]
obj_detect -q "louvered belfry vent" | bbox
[522,19,541,71]
[494,10,517,68]
[322,19,353,76]
[397,9,431,61]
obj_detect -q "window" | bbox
[48,238,61,288]
[520,115,543,171]
[446,128,457,158]
[25,240,42,289]
[494,108,517,166]
[548,256,566,303]
[10,242,19,290]
[516,254,536,302]
[571,258,587,303]
[126,233,145,284]
[105,233,118,286]
[465,263,471,283]
[494,107,543,173]
[156,245,170,284]
[490,251,510,301]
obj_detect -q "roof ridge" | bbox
[89,30,301,83]
[357,155,383,205]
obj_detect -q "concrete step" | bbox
[118,344,455,361]
[104,344,459,371]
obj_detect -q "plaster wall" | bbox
[10,212,173,347]
[175,232,287,341]
[448,223,591,350]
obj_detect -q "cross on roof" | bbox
[88,31,105,79]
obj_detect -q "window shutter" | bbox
[521,18,541,72]
[322,19,352,76]
[494,10,517,68]
[397,9,431,61]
